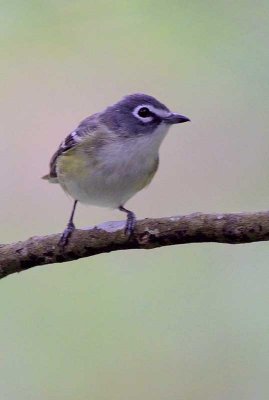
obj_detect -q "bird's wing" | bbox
[43,114,100,181]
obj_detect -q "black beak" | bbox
[164,113,190,124]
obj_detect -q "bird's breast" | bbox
[57,125,168,208]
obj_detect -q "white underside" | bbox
[58,123,169,208]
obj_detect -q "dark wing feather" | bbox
[43,113,99,180]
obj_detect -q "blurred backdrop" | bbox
[1,1,269,399]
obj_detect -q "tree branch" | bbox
[1,211,269,279]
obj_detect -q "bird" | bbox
[43,93,190,246]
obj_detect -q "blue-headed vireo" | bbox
[43,93,190,245]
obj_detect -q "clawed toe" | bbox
[119,205,136,237]
[124,212,136,236]
[58,222,75,247]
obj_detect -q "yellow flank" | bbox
[57,148,89,180]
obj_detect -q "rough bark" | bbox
[1,211,269,279]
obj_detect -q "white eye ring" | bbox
[132,105,153,123]
[132,104,172,123]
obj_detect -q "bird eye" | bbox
[138,107,151,118]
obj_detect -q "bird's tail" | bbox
[42,174,59,183]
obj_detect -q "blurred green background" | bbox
[1,1,269,399]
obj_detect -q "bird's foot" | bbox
[119,205,136,236]
[58,221,75,248]
[124,211,136,236]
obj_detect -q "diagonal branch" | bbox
[1,210,269,279]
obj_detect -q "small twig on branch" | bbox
[1,211,269,279]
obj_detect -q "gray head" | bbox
[100,93,190,137]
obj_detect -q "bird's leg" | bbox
[58,200,78,247]
[119,205,136,236]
